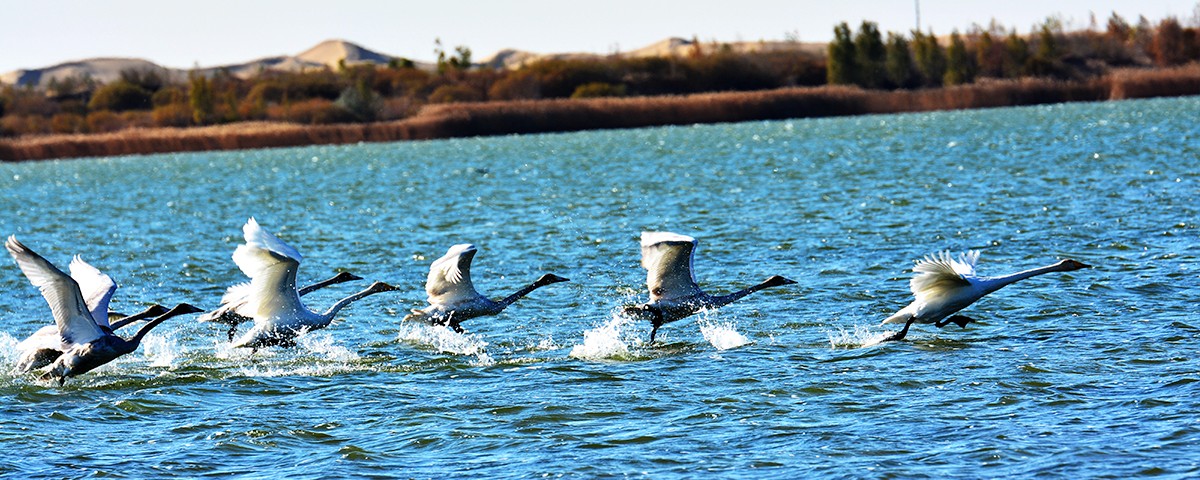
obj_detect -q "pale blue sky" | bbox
[2,0,1196,73]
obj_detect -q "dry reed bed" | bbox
[4,65,1200,162]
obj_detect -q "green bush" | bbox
[88,81,152,112]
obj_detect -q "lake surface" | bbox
[0,97,1197,478]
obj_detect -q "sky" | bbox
[2,0,1198,73]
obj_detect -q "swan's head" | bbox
[1056,259,1091,271]
[536,273,570,285]
[331,271,364,283]
[762,275,798,287]
[366,281,401,293]
[160,303,205,317]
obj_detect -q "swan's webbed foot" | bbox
[935,315,974,329]
[626,305,665,343]
[226,325,239,342]
[881,318,916,343]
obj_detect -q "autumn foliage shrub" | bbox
[152,103,194,127]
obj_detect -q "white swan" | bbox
[12,245,169,372]
[880,250,1091,341]
[199,270,363,340]
[403,244,569,332]
[5,236,201,384]
[623,232,797,341]
[222,218,398,350]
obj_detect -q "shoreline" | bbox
[3,65,1199,162]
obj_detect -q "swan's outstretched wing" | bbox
[5,236,106,345]
[909,250,978,304]
[640,232,703,301]
[425,244,481,304]
[197,281,256,324]
[239,217,303,270]
[232,219,303,319]
[69,255,117,329]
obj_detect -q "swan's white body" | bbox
[625,232,796,340]
[881,250,1090,340]
[199,271,362,340]
[5,236,199,384]
[222,218,396,349]
[404,244,568,332]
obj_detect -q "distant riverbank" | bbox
[3,65,1198,162]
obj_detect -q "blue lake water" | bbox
[0,97,1197,478]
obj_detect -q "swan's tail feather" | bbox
[403,309,428,322]
[881,305,915,325]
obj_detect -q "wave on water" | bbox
[395,323,493,366]
[827,324,899,348]
[697,318,752,350]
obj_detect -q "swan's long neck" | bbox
[108,304,168,331]
[708,276,787,308]
[298,273,352,296]
[979,263,1070,295]
[124,305,194,348]
[319,285,388,324]
[496,281,550,309]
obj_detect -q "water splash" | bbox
[698,319,752,350]
[396,322,493,365]
[140,332,180,368]
[297,332,360,362]
[0,332,22,365]
[828,324,898,348]
[569,314,643,360]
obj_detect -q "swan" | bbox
[17,304,167,373]
[880,250,1091,342]
[10,244,169,372]
[5,235,201,384]
[622,232,797,341]
[222,218,399,350]
[199,270,363,340]
[41,303,201,385]
[403,244,569,333]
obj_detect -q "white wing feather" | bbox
[910,250,978,305]
[640,232,702,301]
[231,220,304,319]
[425,244,480,305]
[69,255,117,329]
[6,236,105,345]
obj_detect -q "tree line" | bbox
[1,12,1198,138]
[827,14,1199,89]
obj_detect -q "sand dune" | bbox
[2,37,822,87]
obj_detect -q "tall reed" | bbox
[3,66,1199,161]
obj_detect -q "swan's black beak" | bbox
[370,282,402,292]
[539,274,570,284]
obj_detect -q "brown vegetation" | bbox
[4,65,1199,161]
